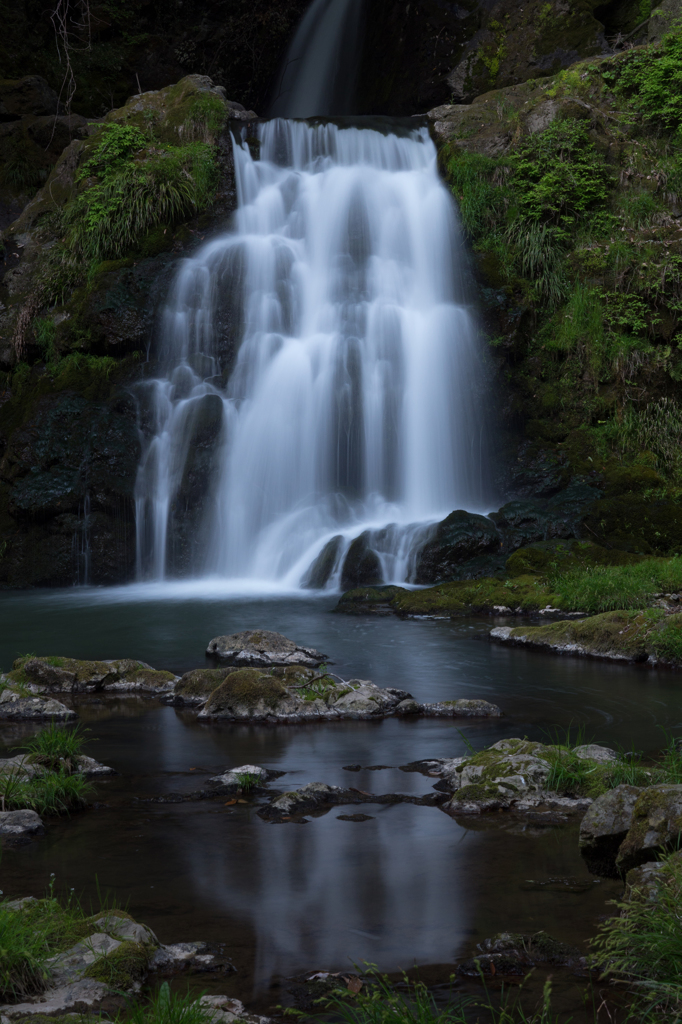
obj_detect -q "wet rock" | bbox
[207,764,278,791]
[0,978,116,1019]
[616,785,682,874]
[420,699,501,718]
[0,76,60,120]
[302,535,343,589]
[173,667,236,704]
[27,114,90,155]
[414,510,501,585]
[261,782,344,819]
[0,809,44,838]
[77,755,116,776]
[579,785,643,878]
[205,630,327,668]
[4,655,176,695]
[198,995,269,1024]
[573,744,619,763]
[437,738,599,817]
[340,532,383,590]
[0,688,75,721]
[337,813,374,822]
[490,609,682,666]
[458,930,583,978]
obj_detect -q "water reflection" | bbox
[0,592,674,994]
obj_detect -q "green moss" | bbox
[82,939,149,990]
[204,669,287,712]
[175,667,235,699]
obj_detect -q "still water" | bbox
[1,588,680,998]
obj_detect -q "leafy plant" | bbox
[19,721,89,772]
[590,851,682,1020]
[613,30,682,135]
[123,982,216,1024]
[234,771,260,792]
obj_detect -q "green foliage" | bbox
[615,398,682,478]
[550,556,682,613]
[233,771,260,792]
[34,318,58,365]
[0,903,50,1000]
[590,852,682,1021]
[0,766,91,816]
[83,939,148,989]
[446,152,506,237]
[610,30,682,135]
[184,94,227,141]
[545,748,653,797]
[123,982,216,1024]
[78,124,148,181]
[510,119,612,225]
[19,721,89,772]
[63,140,217,266]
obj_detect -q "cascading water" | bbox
[270,0,365,118]
[134,118,491,588]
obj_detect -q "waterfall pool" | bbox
[1,589,679,1002]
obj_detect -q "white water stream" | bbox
[134,118,490,587]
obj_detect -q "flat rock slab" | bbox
[0,689,75,720]
[0,979,117,1018]
[258,782,447,820]
[205,630,327,668]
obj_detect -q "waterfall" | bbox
[134,118,490,588]
[270,0,365,118]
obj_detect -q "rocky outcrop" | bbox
[4,655,177,694]
[208,764,281,791]
[257,781,447,821]
[205,630,327,668]
[193,666,501,723]
[0,688,75,720]
[414,511,501,585]
[422,738,612,817]
[579,785,644,878]
[490,609,682,668]
[0,808,44,839]
[616,785,682,874]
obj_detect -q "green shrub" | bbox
[83,939,149,989]
[0,903,50,1000]
[509,119,612,226]
[590,852,682,1020]
[19,721,89,772]
[608,29,682,135]
[550,557,682,613]
[123,982,216,1024]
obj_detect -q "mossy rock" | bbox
[202,669,287,715]
[175,667,236,699]
[82,939,149,990]
[496,609,671,661]
[506,539,643,577]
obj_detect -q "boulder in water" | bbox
[205,630,327,668]
[414,511,501,585]
[579,784,643,878]
[302,535,343,589]
[340,532,383,590]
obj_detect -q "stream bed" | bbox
[1,587,680,1004]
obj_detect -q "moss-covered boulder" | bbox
[491,609,682,666]
[617,785,682,873]
[200,669,288,719]
[6,656,175,694]
[579,784,644,878]
[174,667,236,703]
